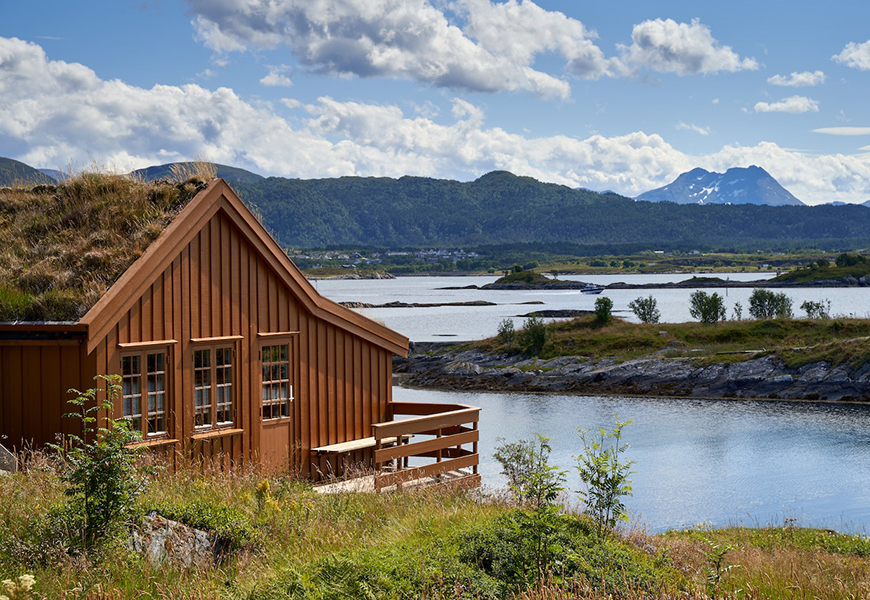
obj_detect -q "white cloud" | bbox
[814,127,870,135]
[677,122,710,135]
[619,18,758,75]
[185,0,623,99]
[767,70,826,87]
[754,95,819,114]
[833,40,870,70]
[4,36,870,205]
[260,65,293,87]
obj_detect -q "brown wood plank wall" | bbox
[82,208,394,478]
[0,344,88,449]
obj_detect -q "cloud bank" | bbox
[754,95,819,114]
[767,70,826,87]
[3,36,870,205]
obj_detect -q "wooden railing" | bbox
[372,401,480,491]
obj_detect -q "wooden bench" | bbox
[312,434,413,455]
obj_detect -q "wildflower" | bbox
[1,594,9,600]
[1,580,14,596]
[17,575,35,593]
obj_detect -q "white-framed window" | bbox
[121,350,168,437]
[193,345,235,428]
[261,343,293,420]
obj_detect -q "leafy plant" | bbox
[492,435,568,581]
[575,415,635,535]
[732,301,743,321]
[493,434,566,509]
[689,291,727,324]
[594,296,614,325]
[702,537,741,597]
[801,299,831,319]
[518,315,548,356]
[496,318,516,349]
[49,375,150,550]
[628,295,660,324]
[748,288,793,319]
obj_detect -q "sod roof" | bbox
[0,172,211,322]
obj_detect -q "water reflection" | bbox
[398,386,870,533]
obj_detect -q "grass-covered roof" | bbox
[0,164,216,322]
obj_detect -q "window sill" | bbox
[191,427,244,441]
[262,416,293,426]
[126,437,178,449]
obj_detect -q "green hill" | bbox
[234,171,870,251]
[0,157,56,186]
[131,162,264,184]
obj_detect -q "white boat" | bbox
[581,284,604,294]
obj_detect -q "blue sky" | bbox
[3,0,870,204]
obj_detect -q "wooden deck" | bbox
[311,400,481,493]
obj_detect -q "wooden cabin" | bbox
[0,178,479,484]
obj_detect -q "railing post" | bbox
[472,420,479,476]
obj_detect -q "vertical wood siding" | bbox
[81,208,393,477]
[0,344,89,450]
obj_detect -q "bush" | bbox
[49,375,150,550]
[496,318,515,348]
[689,291,727,324]
[493,434,565,509]
[518,315,548,355]
[594,296,613,325]
[628,295,660,324]
[748,289,793,319]
[801,299,832,320]
[576,415,634,535]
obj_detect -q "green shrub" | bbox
[689,291,727,324]
[576,415,635,535]
[801,299,831,319]
[748,289,793,319]
[518,315,548,356]
[594,296,613,325]
[628,295,660,324]
[49,375,149,551]
[496,318,515,348]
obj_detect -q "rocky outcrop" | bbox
[129,514,227,568]
[394,345,870,402]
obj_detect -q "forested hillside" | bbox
[234,171,870,250]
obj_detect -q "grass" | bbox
[2,452,870,598]
[478,314,870,370]
[0,163,216,322]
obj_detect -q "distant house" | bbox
[0,178,479,483]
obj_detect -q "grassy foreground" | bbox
[2,453,870,599]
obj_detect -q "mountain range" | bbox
[3,158,870,251]
[636,166,804,206]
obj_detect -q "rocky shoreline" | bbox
[394,342,870,402]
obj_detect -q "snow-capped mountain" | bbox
[636,166,805,206]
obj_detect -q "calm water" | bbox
[400,387,870,533]
[315,273,870,342]
[316,274,870,532]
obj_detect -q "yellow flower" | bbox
[17,574,35,592]
[1,593,9,600]
[1,580,15,596]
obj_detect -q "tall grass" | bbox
[0,169,210,321]
[4,451,870,598]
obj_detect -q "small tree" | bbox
[748,289,793,319]
[493,435,567,579]
[732,301,743,321]
[801,299,831,319]
[689,291,727,324]
[594,296,613,325]
[576,415,634,535]
[497,318,516,348]
[628,295,660,324]
[518,315,548,355]
[50,375,150,549]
